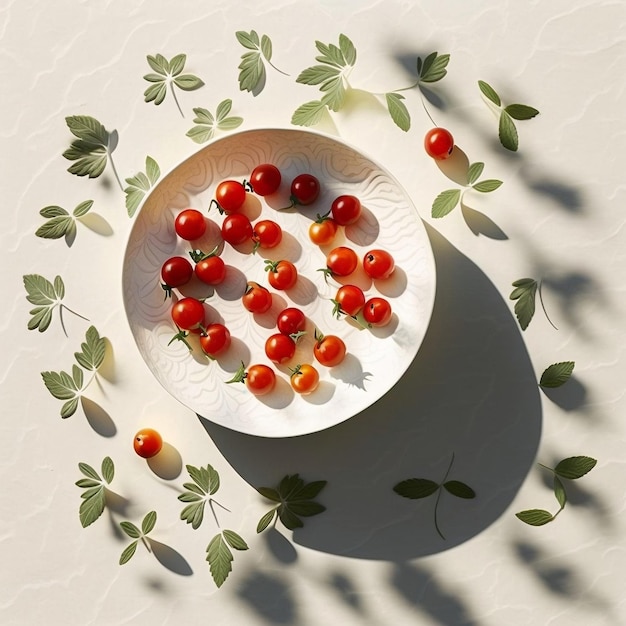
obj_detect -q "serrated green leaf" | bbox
[516,509,554,526]
[478,80,501,106]
[297,65,341,86]
[257,486,281,502]
[553,475,567,508]
[505,103,539,120]
[74,325,106,371]
[206,533,234,588]
[61,397,80,418]
[125,188,144,217]
[223,529,248,551]
[472,179,503,193]
[339,33,357,66]
[315,41,345,67]
[41,370,79,400]
[79,487,106,527]
[320,78,346,112]
[467,162,485,185]
[65,115,109,145]
[419,52,450,83]
[432,189,461,218]
[291,100,327,127]
[443,480,476,499]
[260,34,272,61]
[201,465,220,495]
[120,521,141,539]
[256,508,276,533]
[554,456,597,480]
[385,93,411,132]
[539,361,575,388]
[119,541,138,565]
[173,74,204,91]
[144,82,167,105]
[101,457,114,484]
[186,465,209,493]
[72,200,93,217]
[393,478,440,499]
[142,511,157,534]
[35,216,74,239]
[180,501,206,530]
[169,53,186,77]
[24,274,57,306]
[66,151,108,178]
[499,111,518,151]
[278,474,303,498]
[236,30,260,50]
[145,156,160,185]
[509,278,537,330]
[238,51,265,92]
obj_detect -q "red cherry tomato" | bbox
[199,323,231,357]
[362,249,395,280]
[333,285,365,318]
[363,297,393,326]
[242,282,272,313]
[194,254,226,285]
[175,209,207,240]
[215,180,247,213]
[324,246,358,278]
[331,195,361,225]
[290,174,320,206]
[289,364,320,394]
[265,259,298,290]
[221,213,253,246]
[265,333,296,364]
[171,297,205,331]
[133,428,163,459]
[161,256,193,289]
[313,330,346,367]
[424,127,454,160]
[309,214,338,246]
[250,164,282,196]
[277,307,306,335]
[245,364,276,396]
[252,219,282,250]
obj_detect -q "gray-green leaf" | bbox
[119,541,138,565]
[432,189,461,218]
[516,509,553,526]
[385,93,411,132]
[120,521,141,539]
[206,533,234,588]
[539,361,575,388]
[125,156,160,217]
[79,487,106,528]
[291,100,327,127]
[74,325,106,371]
[223,529,248,551]
[467,162,485,186]
[554,456,597,480]
[478,80,501,106]
[41,370,80,400]
[142,510,157,535]
[101,456,114,484]
[472,179,503,193]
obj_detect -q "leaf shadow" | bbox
[435,145,470,185]
[540,375,587,412]
[148,539,193,576]
[147,442,183,480]
[237,571,298,624]
[461,201,508,240]
[328,571,365,614]
[262,527,298,564]
[81,396,116,437]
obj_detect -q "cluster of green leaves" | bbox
[393,453,475,539]
[41,325,107,418]
[186,100,243,144]
[75,457,114,528]
[236,30,286,94]
[178,464,248,587]
[509,278,559,330]
[35,200,93,242]
[23,274,88,335]
[432,161,503,218]
[478,80,539,151]
[119,511,158,564]
[62,116,121,189]
[143,53,204,116]
[124,156,160,217]
[256,474,327,532]
[516,456,597,526]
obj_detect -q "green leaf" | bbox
[76,478,101,489]
[554,456,597,480]
[472,179,503,193]
[277,506,303,530]
[65,148,108,179]
[257,486,281,502]
[173,74,204,91]
[315,40,346,67]
[35,215,75,239]
[256,508,276,533]
[505,104,539,120]
[432,189,461,218]
[72,364,84,389]
[101,456,114,484]
[478,80,501,106]
[217,116,243,131]
[509,278,537,331]
[125,156,160,217]
[260,34,272,61]
[553,475,567,509]
[79,462,101,481]
[393,478,439,499]
[41,370,80,400]
[287,501,326,517]
[291,100,327,127]
[146,54,169,75]
[24,274,58,306]
[79,487,106,528]
[236,30,260,50]
[65,115,109,145]
[467,162,484,185]
[145,156,160,185]
[419,52,450,83]
[73,200,94,217]
[238,51,265,92]
[215,99,232,121]
[63,117,110,179]
[74,325,106,371]
[186,125,215,144]
[223,529,248,551]
[191,107,214,124]
[206,533,234,588]
[443,480,476,499]
[180,501,206,529]
[186,464,212,492]
[143,81,167,105]
[297,65,341,86]
[119,541,138,565]
[339,33,357,66]
[169,53,186,77]
[385,93,411,131]
[142,510,157,534]
[499,110,518,151]
[40,205,68,218]
[27,307,52,332]
[539,361,575,388]
[120,521,141,539]
[516,509,554,526]
[61,397,79,418]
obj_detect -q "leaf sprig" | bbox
[236,30,287,94]
[124,156,160,218]
[256,473,327,532]
[186,100,243,144]
[41,325,107,418]
[119,511,157,564]
[393,453,475,539]
[75,457,114,528]
[35,200,93,242]
[24,274,88,335]
[143,53,204,117]
[62,115,122,190]
[431,161,503,218]
[509,278,557,330]
[516,456,597,526]
[478,80,539,151]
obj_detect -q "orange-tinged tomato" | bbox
[290,364,320,394]
[133,428,163,458]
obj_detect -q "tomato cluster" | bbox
[157,163,399,399]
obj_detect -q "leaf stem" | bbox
[267,59,289,76]
[106,150,124,192]
[170,82,185,118]
[537,462,554,473]
[208,498,220,528]
[433,452,456,540]
[141,536,152,553]
[538,280,558,330]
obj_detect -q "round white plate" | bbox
[122,128,436,437]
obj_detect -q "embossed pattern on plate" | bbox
[122,128,436,437]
